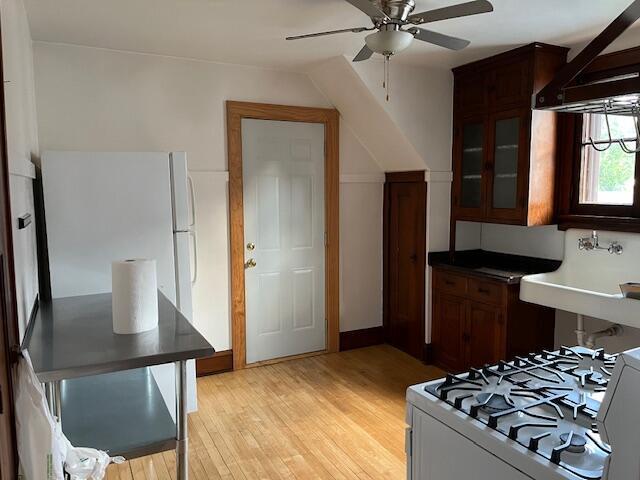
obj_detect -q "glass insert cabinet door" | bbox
[492,116,520,210]
[460,121,485,209]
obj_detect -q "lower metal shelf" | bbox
[61,367,176,459]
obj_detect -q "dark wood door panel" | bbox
[455,72,489,114]
[466,301,504,369]
[432,292,465,371]
[385,177,426,360]
[491,58,532,110]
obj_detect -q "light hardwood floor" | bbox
[107,345,443,480]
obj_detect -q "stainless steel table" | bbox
[23,291,214,480]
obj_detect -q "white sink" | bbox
[520,229,640,328]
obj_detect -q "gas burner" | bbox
[475,393,513,412]
[559,432,587,454]
[423,346,616,480]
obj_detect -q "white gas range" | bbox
[406,346,640,480]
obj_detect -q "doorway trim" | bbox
[226,101,340,370]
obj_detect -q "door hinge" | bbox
[324,231,328,247]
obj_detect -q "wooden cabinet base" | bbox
[196,350,234,377]
[431,268,555,372]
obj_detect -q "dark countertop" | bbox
[25,291,215,382]
[428,249,561,284]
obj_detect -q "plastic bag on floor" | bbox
[65,448,124,480]
[15,352,122,479]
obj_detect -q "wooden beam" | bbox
[535,0,640,109]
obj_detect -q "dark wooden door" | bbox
[432,292,466,371]
[384,172,426,360]
[466,301,504,369]
[0,18,19,479]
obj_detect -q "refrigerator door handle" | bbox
[187,175,196,229]
[190,230,198,285]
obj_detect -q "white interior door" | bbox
[242,119,325,364]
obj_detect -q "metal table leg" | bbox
[54,380,62,423]
[176,360,188,480]
[45,382,56,415]
[45,381,63,423]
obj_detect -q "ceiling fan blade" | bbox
[410,28,470,50]
[408,0,493,25]
[353,45,374,62]
[343,0,389,20]
[286,26,370,40]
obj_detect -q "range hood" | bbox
[534,0,640,115]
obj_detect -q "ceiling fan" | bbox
[286,0,494,99]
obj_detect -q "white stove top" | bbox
[409,346,618,480]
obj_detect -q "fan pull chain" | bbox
[382,55,387,89]
[383,54,391,102]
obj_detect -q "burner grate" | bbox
[423,347,618,480]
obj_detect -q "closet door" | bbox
[384,172,426,360]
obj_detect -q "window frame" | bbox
[569,113,640,218]
[556,46,640,232]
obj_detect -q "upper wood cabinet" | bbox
[452,43,569,226]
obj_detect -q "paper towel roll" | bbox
[112,259,159,334]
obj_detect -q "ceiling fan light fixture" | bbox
[364,29,414,56]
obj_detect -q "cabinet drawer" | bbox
[435,271,468,295]
[468,278,504,305]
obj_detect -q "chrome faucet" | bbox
[578,230,623,255]
[578,231,598,251]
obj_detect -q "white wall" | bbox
[33,42,384,350]
[317,58,455,343]
[1,0,39,341]
[351,60,453,173]
[308,56,424,173]
[480,224,565,260]
[340,177,384,333]
[555,310,640,352]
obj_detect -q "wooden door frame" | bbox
[226,101,340,370]
[0,13,20,478]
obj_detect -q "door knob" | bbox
[246,242,256,251]
[244,258,256,269]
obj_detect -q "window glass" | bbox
[579,114,636,205]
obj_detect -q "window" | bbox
[579,113,638,206]
[556,47,640,231]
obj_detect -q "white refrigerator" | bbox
[41,151,198,417]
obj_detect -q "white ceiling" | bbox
[24,0,640,71]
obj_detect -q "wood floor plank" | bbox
[106,345,442,479]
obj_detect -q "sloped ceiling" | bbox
[25,0,638,71]
[309,56,425,172]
